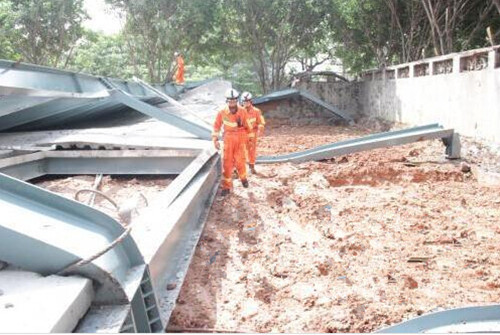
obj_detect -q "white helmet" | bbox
[241,91,252,102]
[225,88,239,100]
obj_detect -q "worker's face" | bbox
[227,99,238,109]
[244,100,252,108]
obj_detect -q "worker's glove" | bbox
[213,139,220,151]
[236,117,242,127]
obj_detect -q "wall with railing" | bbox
[359,45,500,142]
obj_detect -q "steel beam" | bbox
[0,150,198,180]
[252,88,301,104]
[110,90,212,140]
[131,153,221,327]
[75,305,132,333]
[0,60,153,97]
[133,77,213,130]
[152,148,217,208]
[76,149,220,331]
[0,61,211,134]
[0,172,145,303]
[377,305,500,333]
[0,170,165,332]
[257,124,460,164]
[0,84,109,99]
[44,135,210,151]
[0,145,219,332]
[0,97,106,131]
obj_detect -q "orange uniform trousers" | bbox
[223,131,247,189]
[246,132,258,165]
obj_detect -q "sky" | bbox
[83,0,124,35]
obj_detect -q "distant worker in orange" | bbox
[174,52,185,85]
[241,91,265,174]
[213,88,251,196]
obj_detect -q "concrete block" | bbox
[0,269,93,333]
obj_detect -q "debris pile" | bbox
[170,122,500,332]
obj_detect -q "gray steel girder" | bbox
[0,150,198,181]
[109,90,212,140]
[257,124,460,163]
[0,172,145,304]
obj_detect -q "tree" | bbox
[106,0,218,83]
[421,0,498,56]
[218,0,330,93]
[326,0,394,73]
[0,1,18,60]
[326,0,499,74]
[384,0,431,62]
[68,30,142,79]
[7,0,87,67]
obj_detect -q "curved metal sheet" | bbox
[377,305,500,333]
[0,172,144,303]
[0,60,208,137]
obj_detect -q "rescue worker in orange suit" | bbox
[174,52,185,85]
[241,92,265,174]
[213,88,251,196]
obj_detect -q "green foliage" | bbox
[6,0,87,67]
[2,0,498,84]
[68,30,141,79]
[218,0,331,92]
[325,0,392,74]
[0,1,18,60]
[105,0,219,83]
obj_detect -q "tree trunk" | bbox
[493,0,500,15]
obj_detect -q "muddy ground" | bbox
[36,175,173,223]
[168,119,500,332]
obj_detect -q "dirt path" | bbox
[169,121,500,332]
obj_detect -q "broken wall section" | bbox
[295,81,361,117]
[257,83,361,125]
[258,98,332,125]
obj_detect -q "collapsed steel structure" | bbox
[0,60,222,332]
[1,60,495,333]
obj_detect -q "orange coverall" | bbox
[175,55,185,85]
[245,105,265,165]
[213,105,251,190]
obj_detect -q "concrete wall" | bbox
[359,46,500,143]
[260,46,500,142]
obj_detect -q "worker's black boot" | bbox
[249,164,256,174]
[241,179,249,188]
[221,189,230,196]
